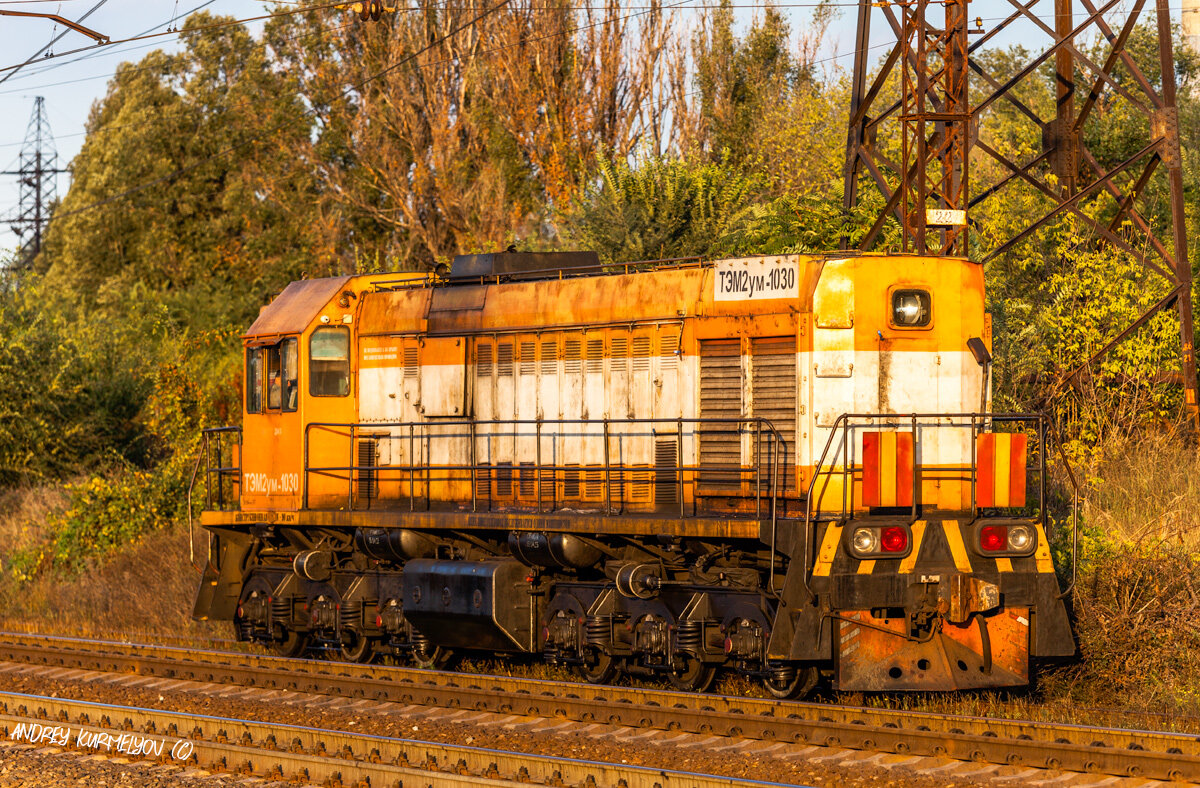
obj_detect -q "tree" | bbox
[39,13,323,317]
[271,0,681,269]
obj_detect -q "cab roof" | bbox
[244,276,352,340]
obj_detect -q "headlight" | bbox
[977,523,1036,555]
[851,527,879,554]
[1007,525,1033,551]
[891,289,931,327]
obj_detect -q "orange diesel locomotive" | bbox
[192,251,1075,695]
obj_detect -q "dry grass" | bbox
[0,526,225,644]
[0,432,1198,729]
[1081,430,1200,548]
[0,484,67,565]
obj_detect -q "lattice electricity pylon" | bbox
[3,97,68,269]
[842,0,1198,424]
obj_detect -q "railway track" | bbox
[0,631,1197,783]
[0,690,780,787]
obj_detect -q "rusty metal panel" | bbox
[357,287,431,336]
[198,507,764,539]
[837,607,1029,691]
[244,277,351,338]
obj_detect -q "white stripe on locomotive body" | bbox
[356,348,982,491]
[799,349,983,471]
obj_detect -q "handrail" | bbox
[369,257,707,292]
[798,412,1079,602]
[189,426,243,573]
[185,447,205,573]
[301,417,786,533]
[1046,419,1081,598]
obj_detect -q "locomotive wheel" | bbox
[272,629,309,659]
[668,657,717,693]
[576,650,618,685]
[763,665,819,700]
[339,633,375,663]
[411,641,453,669]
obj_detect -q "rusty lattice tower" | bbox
[843,0,1198,424]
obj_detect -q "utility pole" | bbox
[842,0,1199,428]
[3,97,68,270]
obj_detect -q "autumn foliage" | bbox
[0,0,1199,713]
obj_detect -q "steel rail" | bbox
[0,690,784,788]
[0,633,1197,781]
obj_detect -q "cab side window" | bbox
[266,344,283,410]
[249,337,299,413]
[282,338,298,412]
[246,348,263,414]
[310,327,350,397]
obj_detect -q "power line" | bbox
[0,0,109,86]
[50,0,521,221]
[24,0,1186,220]
[0,0,346,76]
[1,0,220,85]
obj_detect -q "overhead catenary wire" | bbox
[37,0,694,219]
[5,0,1185,216]
[0,0,107,85]
[0,16,358,96]
[0,0,349,76]
[2,0,221,84]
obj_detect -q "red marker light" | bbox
[980,525,1008,552]
[880,526,908,552]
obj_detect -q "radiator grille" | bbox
[564,340,582,374]
[586,339,604,374]
[476,343,493,377]
[751,337,797,490]
[632,336,652,372]
[563,465,581,498]
[495,463,513,497]
[660,329,680,372]
[357,438,378,502]
[655,438,679,505]
[497,342,514,377]
[519,462,536,498]
[540,340,557,375]
[699,339,742,491]
[520,342,536,376]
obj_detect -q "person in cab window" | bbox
[284,339,299,411]
[268,371,282,409]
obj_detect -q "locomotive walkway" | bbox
[0,631,1196,785]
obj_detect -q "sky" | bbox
[0,0,272,258]
[0,0,1192,259]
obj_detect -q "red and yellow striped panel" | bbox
[976,433,1027,508]
[862,431,914,508]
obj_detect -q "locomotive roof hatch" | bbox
[244,275,352,340]
[449,250,601,282]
